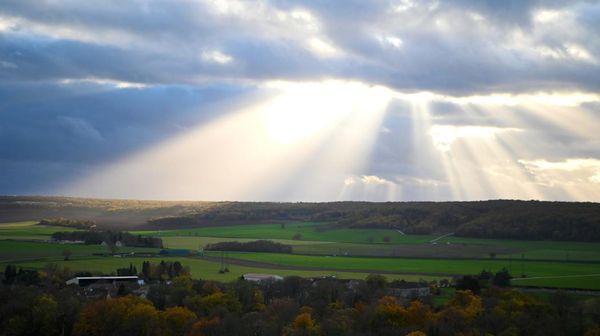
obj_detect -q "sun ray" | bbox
[60,80,393,201]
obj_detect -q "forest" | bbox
[39,218,96,229]
[2,262,600,336]
[149,201,600,242]
[2,197,600,242]
[204,240,293,253]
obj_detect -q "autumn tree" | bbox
[405,300,433,331]
[74,295,161,336]
[184,292,242,318]
[165,276,195,307]
[32,294,60,336]
[319,308,357,336]
[434,290,482,335]
[283,312,318,336]
[161,306,197,336]
[372,296,409,331]
[187,317,220,336]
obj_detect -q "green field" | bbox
[3,221,600,290]
[1,255,443,283]
[135,222,433,245]
[135,222,600,261]
[512,275,600,289]
[161,236,331,250]
[0,221,82,240]
[0,240,159,262]
[212,252,600,289]
[435,236,600,261]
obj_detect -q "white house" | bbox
[242,273,283,282]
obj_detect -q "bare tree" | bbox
[62,249,72,261]
[107,242,118,255]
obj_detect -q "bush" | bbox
[205,240,292,253]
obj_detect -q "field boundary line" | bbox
[513,274,600,281]
[200,255,456,277]
[429,233,454,243]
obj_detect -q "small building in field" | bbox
[56,240,85,244]
[242,273,283,282]
[66,276,146,299]
[159,249,191,256]
[388,281,431,298]
[66,275,144,286]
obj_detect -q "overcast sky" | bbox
[1,0,600,201]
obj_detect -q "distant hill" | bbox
[0,196,215,229]
[1,196,599,242]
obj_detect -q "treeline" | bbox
[2,264,600,336]
[149,200,600,242]
[51,230,163,248]
[141,260,189,280]
[39,218,96,229]
[205,240,293,253]
[3,196,600,242]
[454,268,512,293]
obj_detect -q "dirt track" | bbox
[201,255,456,277]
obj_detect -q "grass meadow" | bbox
[137,222,600,261]
[1,255,444,283]
[209,252,600,289]
[3,221,600,289]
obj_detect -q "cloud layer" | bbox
[1,0,599,201]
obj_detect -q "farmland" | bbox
[134,222,430,244]
[0,221,81,240]
[3,255,442,283]
[2,220,600,290]
[136,222,600,261]
[160,236,330,250]
[0,240,160,263]
[207,252,600,289]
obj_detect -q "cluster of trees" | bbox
[75,296,197,336]
[455,210,600,241]
[51,230,163,248]
[149,201,600,242]
[205,240,293,253]
[39,218,96,229]
[116,264,138,276]
[2,265,40,286]
[141,260,190,281]
[454,268,512,294]
[3,264,600,335]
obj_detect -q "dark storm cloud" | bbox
[0,81,258,194]
[1,0,599,93]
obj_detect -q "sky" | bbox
[1,0,600,202]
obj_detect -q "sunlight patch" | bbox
[534,9,561,23]
[377,35,403,49]
[520,158,600,186]
[201,50,233,64]
[430,125,520,152]
[344,175,391,186]
[307,37,341,58]
[58,78,147,89]
[61,80,392,201]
